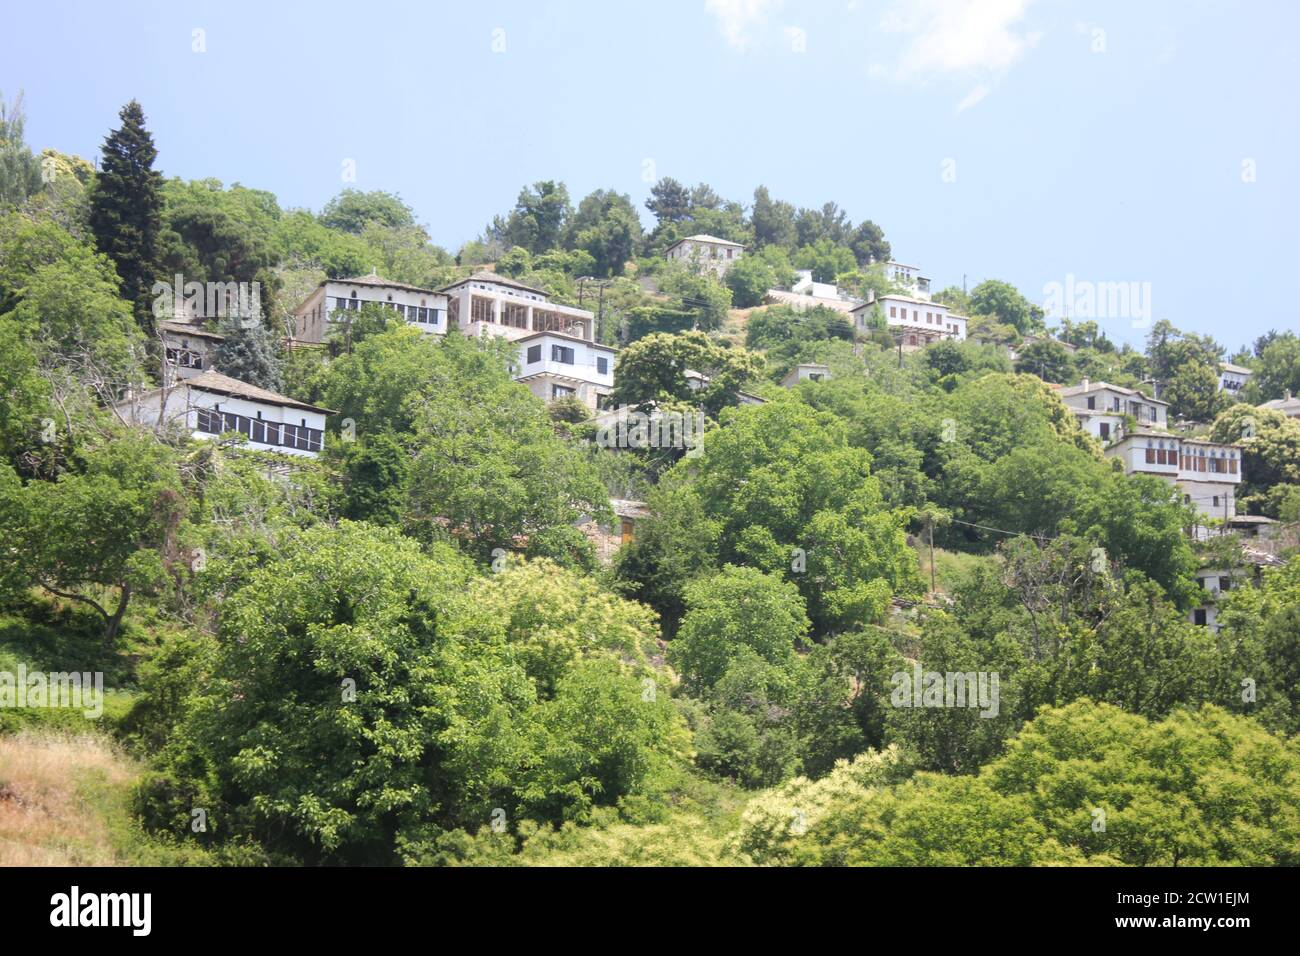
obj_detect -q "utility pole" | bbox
[597,281,606,342]
[928,514,937,597]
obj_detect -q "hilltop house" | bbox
[1058,379,1244,535]
[664,234,744,277]
[1260,390,1300,419]
[1103,429,1243,534]
[780,363,830,388]
[850,291,968,346]
[1056,379,1168,443]
[117,371,335,458]
[292,272,449,344]
[159,320,224,385]
[440,272,615,411]
[764,270,862,315]
[884,261,932,300]
[1219,362,1253,394]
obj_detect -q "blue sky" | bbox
[3,0,1297,350]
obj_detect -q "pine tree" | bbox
[89,100,163,340]
[212,313,285,392]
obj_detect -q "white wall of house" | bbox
[1219,364,1252,393]
[294,280,448,343]
[445,279,594,343]
[853,295,967,342]
[1104,434,1242,525]
[123,386,329,457]
[665,237,743,276]
[515,333,615,409]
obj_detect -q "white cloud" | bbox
[705,0,782,51]
[877,0,1041,109]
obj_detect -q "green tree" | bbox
[212,313,284,391]
[670,565,810,694]
[969,279,1040,334]
[89,100,164,339]
[568,189,641,276]
[0,429,184,644]
[404,336,609,565]
[319,188,416,234]
[610,330,761,416]
[750,185,797,249]
[0,91,43,210]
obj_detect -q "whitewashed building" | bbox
[514,331,616,408]
[1219,362,1253,394]
[1103,428,1243,533]
[664,234,744,277]
[1056,379,1168,443]
[441,272,613,411]
[292,272,449,344]
[117,371,334,458]
[764,270,862,315]
[850,292,967,345]
[780,363,830,388]
[1259,390,1300,419]
[884,261,932,300]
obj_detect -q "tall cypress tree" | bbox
[89,100,163,340]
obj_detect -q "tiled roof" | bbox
[159,320,225,341]
[186,371,335,415]
[440,270,549,297]
[665,234,744,250]
[1058,380,1167,405]
[329,273,444,297]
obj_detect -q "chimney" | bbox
[1082,376,1090,391]
[1287,389,1294,401]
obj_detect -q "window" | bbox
[1213,495,1220,508]
[1193,609,1207,626]
[596,356,608,375]
[1086,396,1096,410]
[1145,448,1156,464]
[1099,422,1109,440]
[552,384,575,399]
[551,345,575,364]
[527,344,542,364]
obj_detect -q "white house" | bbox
[764,270,861,315]
[780,363,830,388]
[292,272,449,344]
[884,261,931,300]
[1259,390,1300,420]
[514,331,616,409]
[1103,428,1243,534]
[159,320,225,384]
[117,371,335,458]
[441,272,612,410]
[1056,379,1168,443]
[663,234,744,277]
[1219,362,1253,394]
[850,292,967,345]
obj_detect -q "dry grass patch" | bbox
[0,732,138,866]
